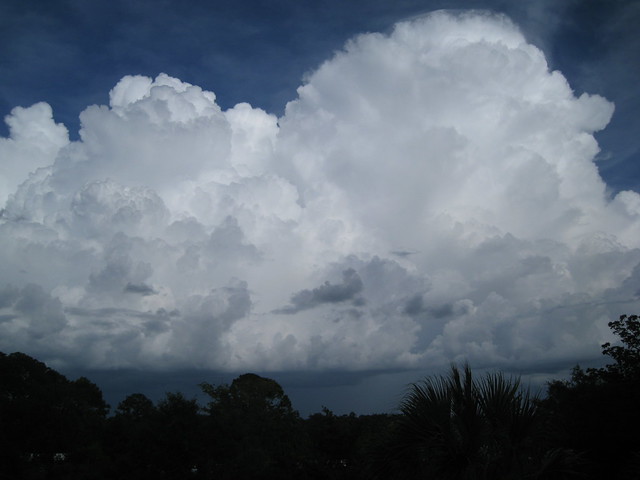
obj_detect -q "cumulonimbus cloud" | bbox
[1,11,639,374]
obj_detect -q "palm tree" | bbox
[375,364,541,480]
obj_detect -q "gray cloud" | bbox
[0,284,67,341]
[403,295,454,319]
[277,268,364,314]
[0,11,639,377]
[124,282,157,296]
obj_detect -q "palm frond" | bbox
[384,363,543,480]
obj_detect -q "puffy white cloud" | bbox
[0,102,69,204]
[1,11,639,375]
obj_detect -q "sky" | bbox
[1,0,640,415]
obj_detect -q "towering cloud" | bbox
[1,12,638,374]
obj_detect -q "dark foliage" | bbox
[372,363,569,480]
[104,391,204,479]
[304,407,396,479]
[0,352,109,479]
[199,373,305,479]
[1,314,638,480]
[601,314,640,380]
[539,314,640,479]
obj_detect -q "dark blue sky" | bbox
[2,0,638,191]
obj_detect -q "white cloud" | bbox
[1,11,638,374]
[0,102,69,204]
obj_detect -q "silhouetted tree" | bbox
[304,407,395,479]
[105,391,204,480]
[541,314,640,479]
[0,351,109,479]
[200,373,304,479]
[601,314,640,380]
[105,393,158,479]
[376,364,550,479]
[114,392,155,419]
[155,392,203,478]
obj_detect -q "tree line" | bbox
[1,314,639,479]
